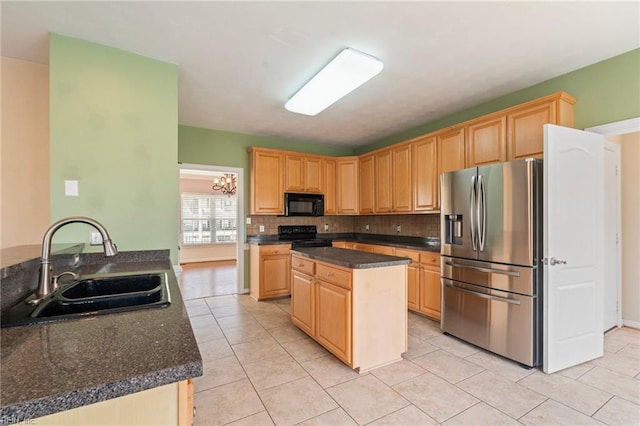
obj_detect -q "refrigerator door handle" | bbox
[470,176,477,251]
[444,282,521,305]
[444,260,521,277]
[478,174,486,252]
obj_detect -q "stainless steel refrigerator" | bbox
[440,158,542,367]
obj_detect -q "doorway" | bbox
[178,163,245,298]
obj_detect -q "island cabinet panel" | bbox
[412,135,438,211]
[336,157,359,214]
[322,158,337,214]
[359,154,375,214]
[250,244,291,300]
[249,148,284,215]
[391,143,413,212]
[35,382,181,425]
[438,128,466,174]
[466,115,507,167]
[316,280,352,364]
[374,150,392,213]
[290,254,407,372]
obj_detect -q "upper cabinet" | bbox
[466,115,507,167]
[285,154,323,193]
[323,158,337,215]
[412,135,438,211]
[391,143,412,212]
[337,157,359,214]
[507,93,575,160]
[374,150,391,213]
[248,148,284,215]
[358,154,375,214]
[438,127,466,174]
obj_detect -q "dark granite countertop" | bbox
[291,247,411,269]
[248,233,440,253]
[0,250,202,423]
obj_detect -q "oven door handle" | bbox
[444,282,521,305]
[444,261,520,277]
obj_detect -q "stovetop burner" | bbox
[278,225,332,248]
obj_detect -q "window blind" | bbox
[181,193,237,245]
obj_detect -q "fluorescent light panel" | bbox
[285,48,383,116]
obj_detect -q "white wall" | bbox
[619,132,640,327]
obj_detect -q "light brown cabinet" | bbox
[291,269,315,336]
[336,157,359,214]
[316,278,352,364]
[391,144,412,212]
[374,150,392,213]
[285,154,323,193]
[466,115,507,167]
[250,244,291,300]
[438,127,466,174]
[412,135,439,211]
[395,248,441,320]
[322,158,337,214]
[359,154,375,214]
[248,148,284,215]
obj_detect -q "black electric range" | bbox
[278,225,332,249]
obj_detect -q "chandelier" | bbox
[212,173,237,196]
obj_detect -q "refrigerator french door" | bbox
[440,159,543,367]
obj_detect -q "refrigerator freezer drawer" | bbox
[441,278,540,367]
[441,256,537,296]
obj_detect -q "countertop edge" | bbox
[0,361,203,422]
[291,247,412,269]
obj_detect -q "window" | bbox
[181,193,237,244]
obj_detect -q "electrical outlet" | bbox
[324,224,329,231]
[365,224,370,231]
[90,232,103,246]
[246,217,251,225]
[259,225,265,233]
[396,225,401,233]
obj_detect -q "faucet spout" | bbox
[30,216,118,305]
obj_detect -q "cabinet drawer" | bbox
[316,263,352,290]
[260,244,291,256]
[395,248,420,264]
[420,252,440,267]
[291,256,315,275]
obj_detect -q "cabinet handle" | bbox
[298,263,305,267]
[326,272,333,277]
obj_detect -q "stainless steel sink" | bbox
[1,271,171,327]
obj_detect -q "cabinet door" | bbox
[323,159,337,214]
[374,150,392,213]
[316,280,352,364]
[250,150,284,214]
[291,270,315,336]
[337,158,359,214]
[372,245,395,255]
[392,144,412,212]
[438,128,465,174]
[261,254,290,297]
[412,136,438,211]
[507,101,555,160]
[419,266,441,321]
[359,154,375,214]
[466,116,507,167]
[406,264,419,311]
[305,157,323,193]
[285,154,305,192]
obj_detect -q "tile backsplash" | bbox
[247,213,440,238]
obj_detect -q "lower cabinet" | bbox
[291,254,406,371]
[250,244,291,300]
[395,249,441,321]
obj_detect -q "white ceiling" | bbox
[2,1,638,148]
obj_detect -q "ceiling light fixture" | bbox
[285,48,383,116]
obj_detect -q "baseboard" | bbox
[172,264,183,274]
[622,319,640,330]
[179,257,236,264]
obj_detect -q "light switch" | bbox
[64,180,79,197]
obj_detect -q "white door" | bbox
[603,140,621,331]
[543,124,605,374]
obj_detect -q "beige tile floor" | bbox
[185,294,640,426]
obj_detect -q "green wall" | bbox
[359,48,640,153]
[50,34,179,263]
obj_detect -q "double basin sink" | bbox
[1,271,171,327]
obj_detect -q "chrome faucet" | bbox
[30,216,117,305]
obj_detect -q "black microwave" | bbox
[284,193,324,217]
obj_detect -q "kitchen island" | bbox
[290,247,410,372]
[0,249,202,425]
